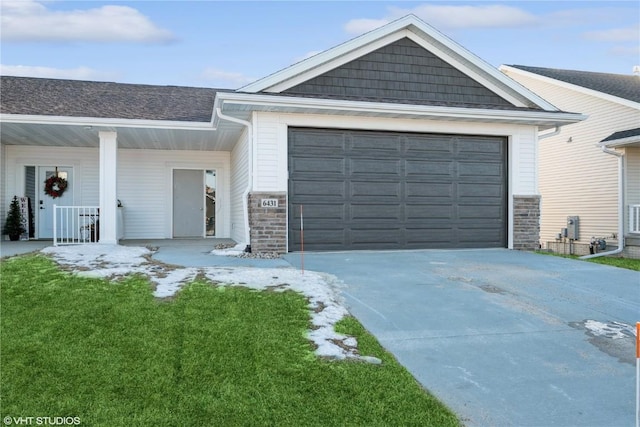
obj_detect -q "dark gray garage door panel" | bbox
[288,128,506,251]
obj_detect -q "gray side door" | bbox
[288,128,507,252]
[173,169,204,238]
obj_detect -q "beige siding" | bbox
[627,148,640,205]
[230,129,248,243]
[504,71,640,246]
[626,147,640,234]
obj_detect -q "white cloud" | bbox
[0,0,175,43]
[200,68,255,87]
[344,5,539,34]
[609,45,640,57]
[584,25,640,42]
[344,18,391,34]
[0,64,116,81]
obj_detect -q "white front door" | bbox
[38,166,73,239]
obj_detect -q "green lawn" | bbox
[535,250,640,271]
[1,255,459,427]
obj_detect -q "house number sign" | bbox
[261,199,279,208]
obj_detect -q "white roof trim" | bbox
[217,92,585,126]
[600,134,640,147]
[0,114,216,131]
[239,15,558,112]
[500,65,640,110]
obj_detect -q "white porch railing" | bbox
[630,204,640,234]
[53,205,99,246]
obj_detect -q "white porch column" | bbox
[99,131,118,244]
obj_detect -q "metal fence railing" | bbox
[53,205,99,246]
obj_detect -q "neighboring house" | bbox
[0,15,583,253]
[500,65,640,258]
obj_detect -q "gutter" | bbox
[216,92,587,126]
[538,125,561,140]
[215,107,252,251]
[580,146,625,259]
[0,113,216,131]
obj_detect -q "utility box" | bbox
[567,216,579,240]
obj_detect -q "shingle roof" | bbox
[506,65,640,104]
[0,76,226,122]
[601,127,640,143]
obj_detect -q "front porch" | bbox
[0,238,290,268]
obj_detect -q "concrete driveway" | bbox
[284,249,639,427]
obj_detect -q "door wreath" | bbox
[44,174,68,198]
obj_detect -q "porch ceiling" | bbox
[0,120,244,151]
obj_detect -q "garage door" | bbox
[288,128,507,251]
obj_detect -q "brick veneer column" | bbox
[513,195,541,250]
[248,192,287,253]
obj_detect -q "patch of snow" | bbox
[41,244,373,361]
[154,268,200,298]
[210,243,246,256]
[42,244,149,269]
[583,320,635,339]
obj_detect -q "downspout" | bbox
[580,146,625,259]
[215,107,252,251]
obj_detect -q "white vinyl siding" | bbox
[3,145,231,240]
[230,129,249,243]
[254,113,282,191]
[118,149,230,239]
[0,142,6,228]
[4,145,99,207]
[506,71,640,246]
[3,145,99,239]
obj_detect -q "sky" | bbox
[1,0,638,89]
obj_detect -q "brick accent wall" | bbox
[513,195,541,250]
[248,192,287,253]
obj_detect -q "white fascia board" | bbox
[500,65,640,110]
[0,114,216,131]
[217,92,586,126]
[600,135,640,147]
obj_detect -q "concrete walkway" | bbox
[284,249,639,427]
[0,240,52,258]
[0,239,291,268]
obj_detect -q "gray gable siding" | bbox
[0,76,221,122]
[282,38,515,108]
